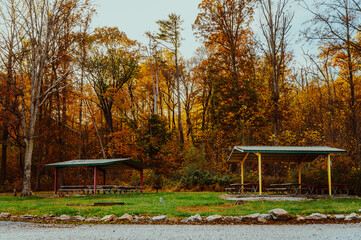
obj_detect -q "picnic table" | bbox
[317,183,349,195]
[58,185,89,194]
[227,183,259,193]
[269,183,301,195]
[300,184,318,195]
[58,185,143,195]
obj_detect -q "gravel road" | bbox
[1,221,361,240]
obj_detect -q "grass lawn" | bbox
[0,192,360,218]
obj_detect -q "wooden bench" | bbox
[58,185,89,194]
[266,187,287,194]
[225,187,236,194]
[120,186,143,193]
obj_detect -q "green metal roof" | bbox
[44,158,152,170]
[227,146,346,163]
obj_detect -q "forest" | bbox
[0,0,361,196]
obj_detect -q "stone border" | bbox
[220,194,358,201]
[1,209,361,225]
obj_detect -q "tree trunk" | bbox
[21,136,34,196]
[0,124,9,185]
[175,51,184,145]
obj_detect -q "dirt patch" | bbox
[176,203,240,213]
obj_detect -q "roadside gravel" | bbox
[1,221,361,240]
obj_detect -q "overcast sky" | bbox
[92,0,313,60]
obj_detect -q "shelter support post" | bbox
[255,153,262,195]
[241,162,244,185]
[54,168,58,195]
[240,153,248,187]
[140,169,143,190]
[327,154,332,195]
[94,166,98,195]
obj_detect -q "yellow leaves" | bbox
[91,27,140,51]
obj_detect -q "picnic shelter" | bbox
[45,158,152,194]
[227,146,347,195]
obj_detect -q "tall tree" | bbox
[303,0,361,164]
[259,0,293,144]
[193,0,258,143]
[85,27,140,136]
[193,0,255,85]
[148,13,185,145]
[0,0,93,196]
[0,0,21,185]
[145,36,162,115]
[76,7,94,159]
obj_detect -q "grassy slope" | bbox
[0,192,360,218]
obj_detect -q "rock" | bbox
[257,214,270,223]
[305,213,327,220]
[74,215,85,221]
[334,214,345,220]
[345,213,358,221]
[132,216,141,222]
[359,209,361,213]
[326,214,333,219]
[10,216,18,221]
[84,217,95,222]
[20,214,34,220]
[180,218,189,223]
[169,217,179,223]
[101,214,115,222]
[58,214,72,221]
[223,216,235,222]
[257,217,267,223]
[296,215,305,222]
[188,214,202,222]
[242,213,260,221]
[0,213,11,218]
[118,213,133,222]
[259,214,271,220]
[42,214,50,218]
[160,197,165,202]
[152,215,168,221]
[85,217,100,222]
[145,216,152,222]
[206,215,223,222]
[236,216,243,222]
[269,209,292,221]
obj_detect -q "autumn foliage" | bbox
[1,0,361,195]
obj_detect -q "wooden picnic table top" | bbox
[60,185,88,188]
[230,183,259,186]
[270,183,301,187]
[61,185,141,190]
[230,183,249,187]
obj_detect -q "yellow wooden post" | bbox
[240,162,244,193]
[255,153,262,195]
[327,154,332,196]
[240,153,248,194]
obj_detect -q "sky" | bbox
[92,0,314,60]
[92,0,202,59]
